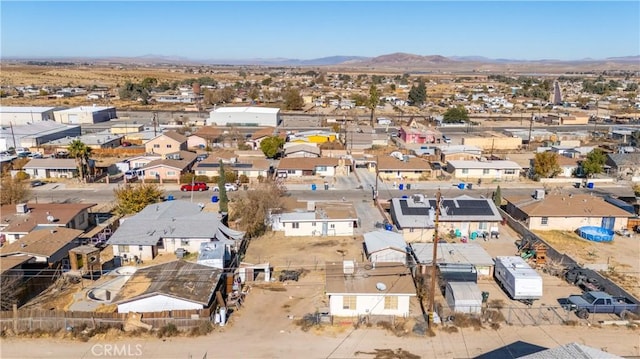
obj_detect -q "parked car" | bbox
[559,291,639,319]
[180,182,209,191]
[121,141,132,147]
[30,180,44,187]
[196,153,209,162]
[213,183,238,191]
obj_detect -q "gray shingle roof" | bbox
[107,201,243,246]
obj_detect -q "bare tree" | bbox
[229,180,286,238]
[0,173,30,205]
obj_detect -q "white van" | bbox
[442,135,452,144]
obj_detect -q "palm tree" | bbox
[67,139,92,181]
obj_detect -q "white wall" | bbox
[528,216,628,231]
[369,249,407,265]
[112,244,154,262]
[453,167,520,181]
[283,220,354,237]
[162,237,212,254]
[315,167,336,176]
[328,294,412,317]
[117,294,203,313]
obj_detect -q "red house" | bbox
[399,126,436,144]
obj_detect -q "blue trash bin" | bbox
[587,182,594,189]
[311,184,317,191]
[458,183,465,189]
[167,195,174,201]
[385,224,393,231]
[212,196,219,203]
[399,184,404,190]
[402,195,408,199]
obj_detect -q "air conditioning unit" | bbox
[16,203,28,214]
[533,189,545,200]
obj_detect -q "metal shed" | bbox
[445,281,483,315]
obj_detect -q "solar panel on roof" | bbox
[399,199,431,216]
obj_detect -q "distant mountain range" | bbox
[6,52,639,69]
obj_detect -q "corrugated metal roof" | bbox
[411,243,494,266]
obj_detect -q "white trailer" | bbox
[494,256,542,301]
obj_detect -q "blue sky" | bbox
[1,1,639,60]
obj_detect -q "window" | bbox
[287,170,296,174]
[409,228,414,232]
[478,222,488,230]
[504,169,516,174]
[541,217,549,225]
[483,169,490,175]
[118,245,130,253]
[384,296,398,310]
[330,224,335,229]
[292,223,299,229]
[167,171,176,176]
[148,171,157,176]
[197,171,205,175]
[312,222,316,227]
[156,239,164,249]
[342,296,356,310]
[316,166,327,171]
[181,239,190,246]
[138,245,143,251]
[166,144,172,148]
[462,168,469,174]
[153,144,160,148]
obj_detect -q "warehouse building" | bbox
[0,121,80,151]
[207,106,281,127]
[0,106,61,126]
[54,106,117,124]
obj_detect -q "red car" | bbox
[180,182,209,191]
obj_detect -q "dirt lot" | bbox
[534,230,640,300]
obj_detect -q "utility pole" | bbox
[374,155,379,203]
[9,122,17,149]
[428,189,441,327]
[527,112,534,150]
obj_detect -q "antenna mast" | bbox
[428,189,441,327]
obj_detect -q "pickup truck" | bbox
[559,291,639,319]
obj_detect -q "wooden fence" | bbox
[0,307,214,333]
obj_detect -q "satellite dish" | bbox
[88,256,97,263]
[47,215,55,223]
[376,282,387,291]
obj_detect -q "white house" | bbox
[447,160,522,181]
[270,202,359,237]
[208,106,281,127]
[363,231,408,265]
[114,261,223,313]
[325,261,416,317]
[107,201,243,262]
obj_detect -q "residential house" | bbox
[106,201,243,262]
[118,154,162,173]
[284,144,321,158]
[270,202,359,237]
[22,158,78,179]
[194,158,270,182]
[389,194,502,243]
[0,203,96,244]
[377,156,432,180]
[439,145,483,162]
[140,151,197,182]
[504,194,631,231]
[113,260,224,313]
[276,157,351,178]
[0,228,83,266]
[325,261,416,317]
[192,126,223,147]
[145,131,188,155]
[289,130,337,144]
[411,243,494,278]
[399,126,437,144]
[447,160,522,181]
[555,155,581,178]
[606,153,640,178]
[249,127,286,150]
[208,149,238,164]
[187,134,208,150]
[363,231,409,265]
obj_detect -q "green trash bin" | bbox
[482,291,490,303]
